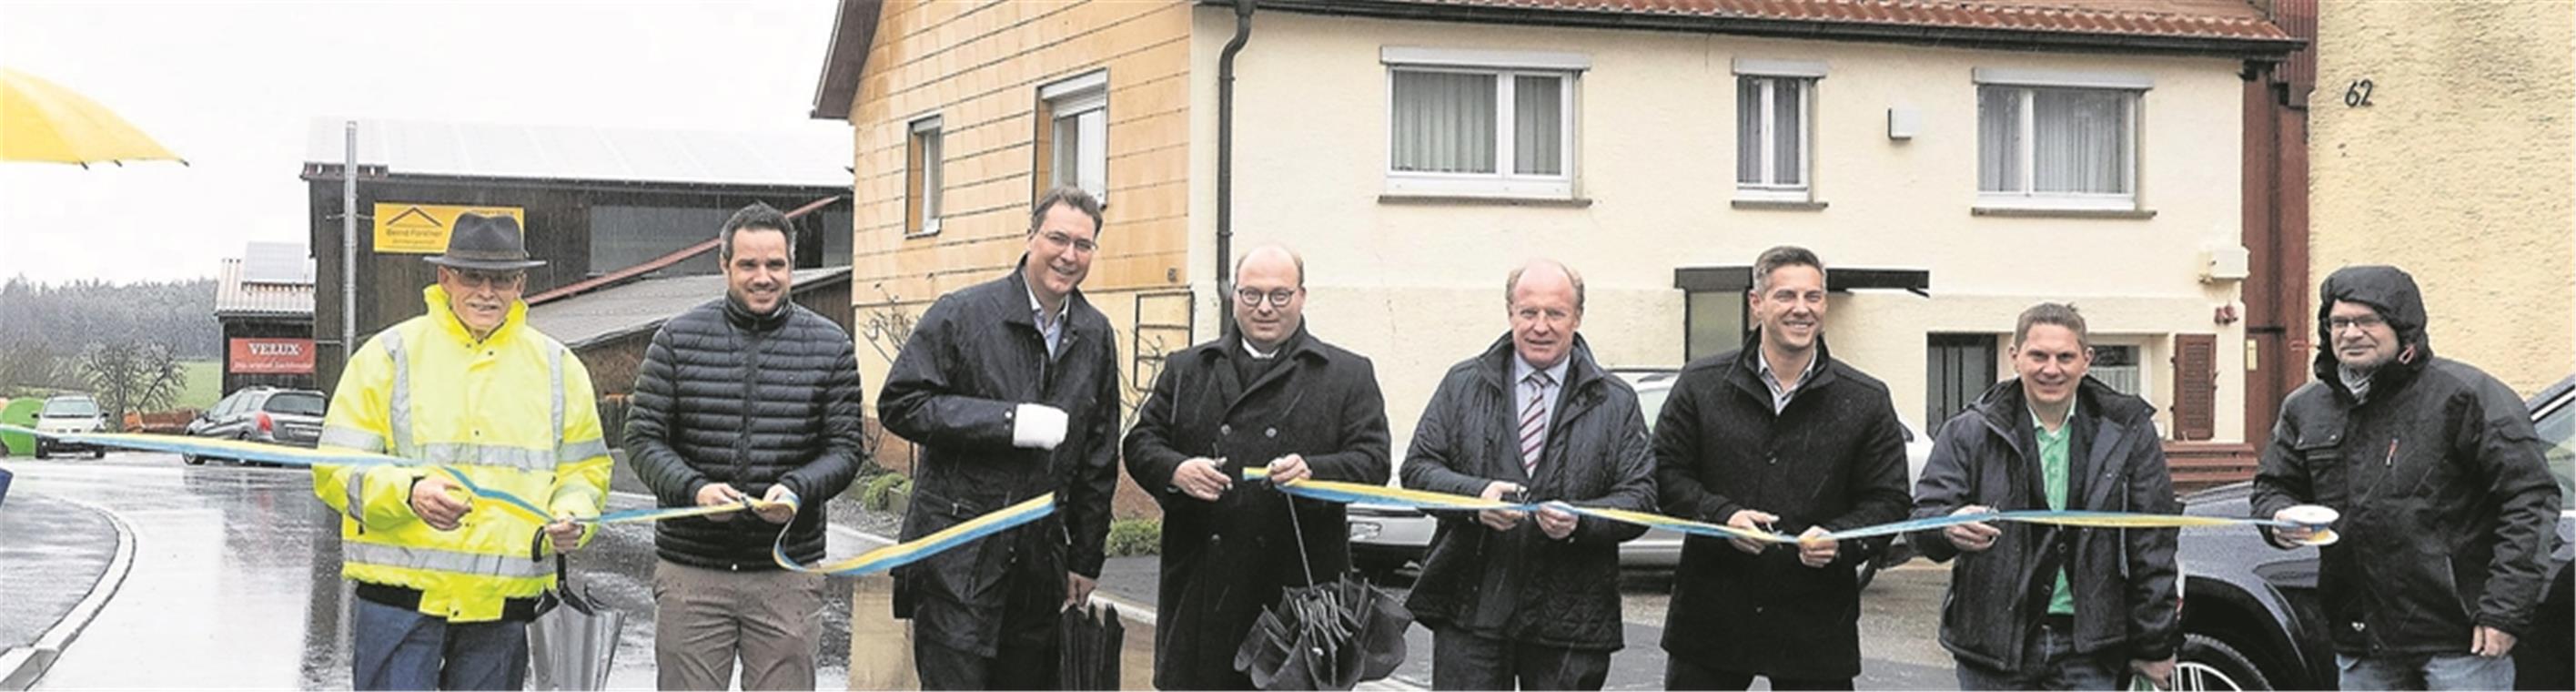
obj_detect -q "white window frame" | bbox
[1382,47,1585,198]
[1040,71,1109,202]
[908,115,944,237]
[1975,68,2149,212]
[2089,341,2150,400]
[1733,59,1825,202]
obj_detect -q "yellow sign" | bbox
[372,203,524,254]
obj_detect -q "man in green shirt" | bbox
[1910,303,2180,690]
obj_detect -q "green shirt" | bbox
[2034,402,2076,616]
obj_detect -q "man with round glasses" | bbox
[1123,244,1393,689]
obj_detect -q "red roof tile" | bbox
[1346,0,2292,44]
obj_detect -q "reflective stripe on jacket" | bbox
[313,284,612,623]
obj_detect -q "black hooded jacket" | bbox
[2250,265,2561,655]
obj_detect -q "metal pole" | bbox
[342,121,358,376]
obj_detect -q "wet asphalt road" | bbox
[8,452,1965,690]
[5,453,856,690]
[1,492,116,653]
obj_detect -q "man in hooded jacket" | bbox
[2251,265,2560,690]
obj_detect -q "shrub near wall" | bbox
[1106,518,1160,557]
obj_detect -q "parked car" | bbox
[184,386,328,465]
[1349,368,1937,585]
[2171,374,2574,690]
[33,394,108,459]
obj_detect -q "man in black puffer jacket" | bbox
[2252,265,2558,690]
[627,203,866,690]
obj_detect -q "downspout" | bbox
[1216,0,1253,335]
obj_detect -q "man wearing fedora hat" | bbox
[315,212,614,690]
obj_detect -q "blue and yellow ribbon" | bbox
[1,424,1055,575]
[1243,468,2322,543]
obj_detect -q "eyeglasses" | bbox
[1235,288,1298,308]
[2327,314,2387,332]
[450,269,525,290]
[1039,230,1098,255]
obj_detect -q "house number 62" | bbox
[2343,79,2374,107]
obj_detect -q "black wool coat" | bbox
[1123,327,1392,690]
[1652,335,1912,680]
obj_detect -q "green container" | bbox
[1,398,39,456]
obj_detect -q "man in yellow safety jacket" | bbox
[313,213,612,690]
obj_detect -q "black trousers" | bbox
[1430,627,1611,691]
[1665,656,1854,691]
[912,567,1061,690]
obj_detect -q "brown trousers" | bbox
[652,560,827,690]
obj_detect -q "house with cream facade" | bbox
[811,0,2303,495]
[2305,0,2574,396]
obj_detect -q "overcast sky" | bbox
[0,0,846,284]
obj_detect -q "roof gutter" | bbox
[1246,0,2303,59]
[1216,0,1254,336]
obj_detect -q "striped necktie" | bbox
[1519,371,1553,476]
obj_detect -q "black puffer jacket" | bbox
[1910,377,2179,670]
[2252,265,2560,655]
[627,297,867,570]
[1401,334,1654,651]
[1652,334,1912,679]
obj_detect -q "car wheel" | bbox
[2175,633,2271,691]
[34,442,49,460]
[184,453,205,465]
[91,448,106,459]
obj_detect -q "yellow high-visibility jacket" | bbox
[314,285,612,623]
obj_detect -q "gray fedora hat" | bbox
[424,213,547,270]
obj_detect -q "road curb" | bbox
[0,494,136,691]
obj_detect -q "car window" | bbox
[264,392,325,416]
[216,392,247,418]
[2534,392,2573,511]
[1636,386,1672,435]
[44,398,99,416]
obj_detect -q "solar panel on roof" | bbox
[243,243,313,285]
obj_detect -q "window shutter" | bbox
[2173,334,2217,441]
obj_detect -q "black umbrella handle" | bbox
[1281,489,1316,585]
[527,528,575,581]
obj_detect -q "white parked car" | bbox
[34,394,109,460]
[1349,369,1936,585]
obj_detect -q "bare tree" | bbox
[0,344,78,397]
[77,341,185,431]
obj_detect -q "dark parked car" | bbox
[1349,369,1934,585]
[2172,374,2574,690]
[184,387,328,465]
[33,394,108,459]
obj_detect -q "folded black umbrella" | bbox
[1231,573,1411,690]
[1058,603,1124,690]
